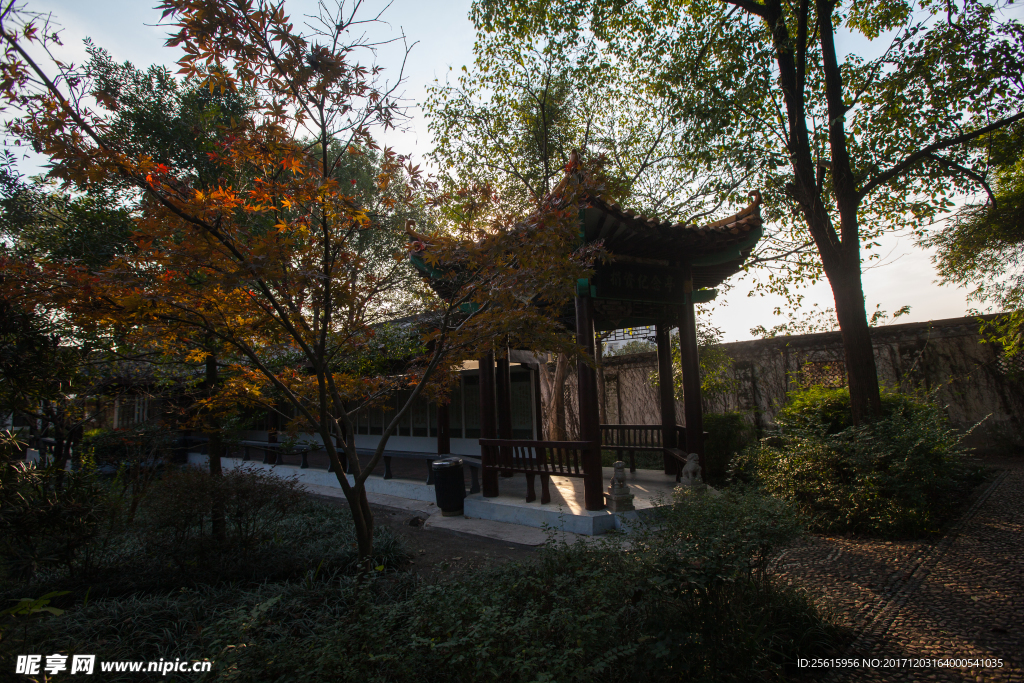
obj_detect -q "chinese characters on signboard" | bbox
[591,264,686,304]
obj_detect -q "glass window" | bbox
[510,371,533,439]
[463,374,480,439]
[411,393,428,437]
[450,383,463,438]
[395,391,411,436]
[369,405,383,435]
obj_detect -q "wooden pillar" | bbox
[437,402,451,455]
[496,350,514,477]
[575,296,605,511]
[531,365,544,440]
[595,334,607,427]
[655,323,678,474]
[479,351,499,497]
[678,276,705,472]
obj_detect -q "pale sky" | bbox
[14,0,976,342]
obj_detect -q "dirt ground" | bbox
[309,493,539,577]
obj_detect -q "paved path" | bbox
[771,458,1023,682]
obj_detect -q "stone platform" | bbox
[186,453,680,535]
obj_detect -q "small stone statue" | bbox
[608,460,635,512]
[679,453,702,487]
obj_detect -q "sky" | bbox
[13,0,978,343]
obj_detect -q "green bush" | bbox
[0,458,109,580]
[731,387,985,537]
[0,466,406,600]
[5,488,836,683]
[142,465,306,558]
[703,411,756,484]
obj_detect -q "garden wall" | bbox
[599,315,1024,450]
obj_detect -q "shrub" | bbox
[703,411,756,484]
[1,487,839,683]
[182,489,830,683]
[82,424,175,522]
[0,458,109,580]
[732,387,986,537]
[142,465,306,558]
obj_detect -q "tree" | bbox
[0,0,596,562]
[0,55,246,481]
[928,124,1024,358]
[471,0,1024,423]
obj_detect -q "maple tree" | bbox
[0,0,597,561]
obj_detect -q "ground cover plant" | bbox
[2,468,840,683]
[731,386,987,537]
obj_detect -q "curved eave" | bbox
[581,192,763,274]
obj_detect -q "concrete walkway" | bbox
[304,482,593,547]
[770,457,1023,683]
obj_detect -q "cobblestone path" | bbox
[771,458,1023,683]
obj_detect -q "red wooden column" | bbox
[575,295,605,511]
[655,323,678,474]
[678,274,706,472]
[479,351,499,497]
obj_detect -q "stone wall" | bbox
[599,315,1024,449]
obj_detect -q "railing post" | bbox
[575,295,605,511]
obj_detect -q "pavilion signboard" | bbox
[586,262,718,305]
[590,262,685,304]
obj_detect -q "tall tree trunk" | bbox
[538,352,569,440]
[825,254,881,422]
[759,0,883,424]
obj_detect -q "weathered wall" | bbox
[599,315,1024,449]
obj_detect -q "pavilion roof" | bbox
[580,191,763,291]
[407,163,764,325]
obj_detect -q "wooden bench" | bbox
[478,438,591,503]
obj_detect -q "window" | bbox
[463,375,480,438]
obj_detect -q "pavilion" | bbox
[410,166,764,513]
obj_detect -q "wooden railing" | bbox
[478,438,592,504]
[599,424,701,472]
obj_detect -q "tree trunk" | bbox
[538,352,570,441]
[826,258,882,423]
[757,0,883,425]
[205,352,227,544]
[330,427,376,565]
[349,485,375,568]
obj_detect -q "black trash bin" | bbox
[432,458,466,516]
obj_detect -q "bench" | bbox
[478,438,591,503]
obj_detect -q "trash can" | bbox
[432,457,466,517]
